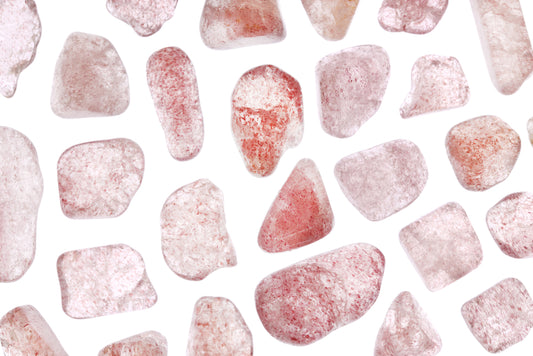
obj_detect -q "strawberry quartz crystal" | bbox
[301,0,359,40]
[99,331,168,356]
[147,47,204,161]
[232,65,303,176]
[107,0,178,36]
[378,0,448,34]
[317,45,390,138]
[256,243,385,345]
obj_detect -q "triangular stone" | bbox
[301,0,358,40]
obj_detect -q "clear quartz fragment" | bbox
[301,0,359,40]
[99,331,168,356]
[378,0,448,34]
[107,0,178,36]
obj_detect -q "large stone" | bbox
[99,331,167,356]
[107,0,178,36]
[301,0,359,40]
[378,0,448,34]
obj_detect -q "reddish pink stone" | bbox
[232,65,303,177]
[147,47,204,161]
[317,45,390,138]
[301,0,359,40]
[378,0,448,34]
[187,297,253,356]
[107,0,178,36]
[99,331,167,356]
[446,116,520,191]
[256,243,385,345]
[462,278,533,353]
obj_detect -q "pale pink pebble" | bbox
[301,0,359,40]
[0,127,43,282]
[147,47,204,161]
[374,292,441,356]
[99,331,167,356]
[334,139,427,221]
[107,0,178,36]
[51,32,129,118]
[0,305,68,356]
[528,118,533,144]
[161,179,236,281]
[232,65,303,177]
[256,243,385,345]
[317,45,390,138]
[378,0,448,34]
[187,297,253,356]
[0,0,41,98]
[462,278,533,353]
[57,244,157,319]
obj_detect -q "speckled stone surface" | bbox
[301,0,359,40]
[378,0,448,34]
[99,331,167,356]
[107,0,178,36]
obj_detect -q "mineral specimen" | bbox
[232,65,303,176]
[107,0,178,36]
[529,118,533,144]
[378,0,448,34]
[256,243,385,345]
[99,331,167,356]
[317,45,390,138]
[301,0,358,40]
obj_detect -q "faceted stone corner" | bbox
[99,331,168,356]
[301,0,359,40]
[107,0,178,36]
[378,0,448,34]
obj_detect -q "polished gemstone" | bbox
[301,0,359,40]
[99,331,167,356]
[378,0,448,34]
[107,0,178,36]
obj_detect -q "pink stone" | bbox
[200,0,285,49]
[51,32,129,118]
[334,139,427,221]
[258,158,333,252]
[57,244,157,319]
[400,55,469,118]
[400,202,482,291]
[317,45,390,138]
[256,243,385,345]
[147,47,204,161]
[0,305,68,356]
[0,0,41,98]
[374,292,442,356]
[528,118,533,144]
[99,331,167,356]
[187,297,253,356]
[57,138,144,219]
[462,278,533,353]
[0,127,43,282]
[446,115,520,191]
[107,0,178,36]
[161,179,236,281]
[301,0,359,40]
[232,65,303,177]
[378,0,448,34]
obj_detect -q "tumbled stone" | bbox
[529,118,533,144]
[107,0,178,36]
[161,179,236,281]
[51,32,129,118]
[0,127,43,282]
[187,297,252,356]
[301,0,358,40]
[99,331,167,356]
[317,45,390,138]
[200,0,285,49]
[0,305,68,356]
[400,55,469,118]
[334,139,427,221]
[378,0,448,34]
[57,244,157,319]
[462,278,533,353]
[375,292,441,356]
[147,47,204,161]
[256,243,385,345]
[0,0,41,98]
[232,65,303,176]
[446,116,520,191]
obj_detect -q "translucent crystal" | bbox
[99,331,167,356]
[378,0,448,34]
[107,0,178,36]
[301,0,359,40]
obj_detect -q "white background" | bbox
[2,0,533,355]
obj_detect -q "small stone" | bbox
[107,0,178,36]
[400,55,469,118]
[374,292,442,356]
[99,331,167,356]
[51,32,129,118]
[462,278,533,353]
[256,243,385,345]
[317,45,390,138]
[147,47,204,161]
[400,202,482,291]
[0,127,43,282]
[187,297,253,356]
[200,0,285,49]
[301,0,359,40]
[529,118,533,144]
[0,305,68,356]
[378,0,448,34]
[334,139,427,221]
[57,244,157,319]
[232,65,303,177]
[161,179,236,281]
[446,115,520,191]
[0,0,41,98]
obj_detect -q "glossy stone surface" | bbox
[107,0,178,36]
[99,331,167,356]
[378,0,448,34]
[301,0,359,40]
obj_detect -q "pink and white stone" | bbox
[400,55,469,118]
[99,331,167,356]
[0,0,41,98]
[187,297,252,356]
[256,243,385,345]
[378,0,448,34]
[317,45,390,138]
[232,65,303,177]
[0,305,68,356]
[147,47,204,161]
[0,127,43,282]
[161,179,236,281]
[301,0,359,40]
[107,0,178,36]
[462,278,533,353]
[57,244,157,319]
[334,139,427,221]
[400,203,482,291]
[51,32,129,118]
[529,118,533,144]
[374,292,442,356]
